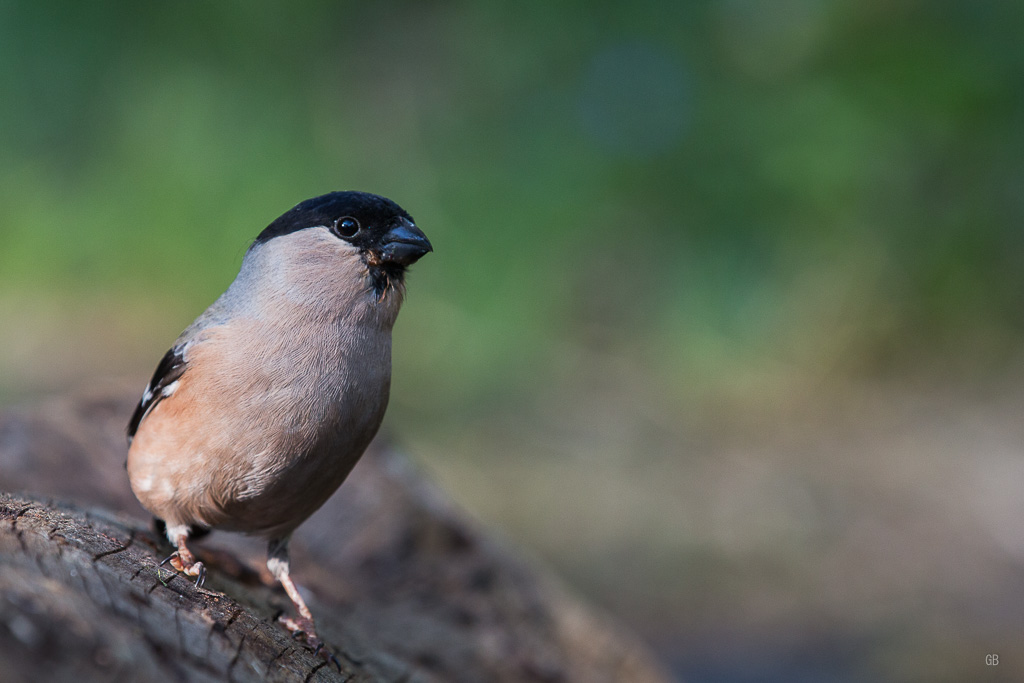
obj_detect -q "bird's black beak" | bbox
[379,219,432,266]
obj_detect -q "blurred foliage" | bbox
[1,0,1023,408]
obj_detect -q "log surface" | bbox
[0,389,671,683]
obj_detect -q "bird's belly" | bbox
[128,344,390,537]
[212,428,373,536]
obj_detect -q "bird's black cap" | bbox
[253,191,422,254]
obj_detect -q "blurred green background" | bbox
[3,1,1024,681]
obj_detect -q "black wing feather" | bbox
[127,346,187,444]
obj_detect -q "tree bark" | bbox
[0,388,672,683]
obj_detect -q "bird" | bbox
[126,190,432,662]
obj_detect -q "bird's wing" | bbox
[127,345,188,445]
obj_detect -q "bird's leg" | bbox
[267,537,340,670]
[160,525,206,588]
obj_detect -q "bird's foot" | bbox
[279,614,341,671]
[159,550,206,588]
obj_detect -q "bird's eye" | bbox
[333,216,360,238]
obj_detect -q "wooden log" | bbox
[0,389,672,683]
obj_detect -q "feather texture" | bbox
[127,346,187,445]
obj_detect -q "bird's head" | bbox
[252,191,432,298]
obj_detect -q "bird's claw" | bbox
[279,615,340,670]
[158,551,206,588]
